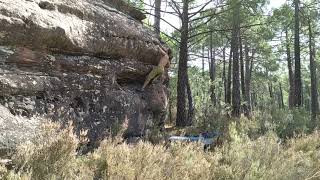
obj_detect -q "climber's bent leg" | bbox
[152,74,160,82]
[142,67,164,90]
[142,70,158,89]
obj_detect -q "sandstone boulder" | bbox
[0,0,169,153]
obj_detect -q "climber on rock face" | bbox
[141,45,171,90]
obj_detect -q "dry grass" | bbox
[1,121,320,180]
[0,164,7,179]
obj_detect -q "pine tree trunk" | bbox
[301,83,304,107]
[308,18,319,128]
[226,47,233,104]
[240,37,245,99]
[208,49,211,73]
[293,0,302,107]
[209,34,216,106]
[154,0,161,38]
[279,82,285,109]
[202,45,205,77]
[286,28,294,108]
[223,47,227,103]
[231,1,241,117]
[304,85,309,110]
[186,73,194,126]
[240,36,248,116]
[169,98,173,123]
[251,91,256,112]
[268,82,273,100]
[244,41,251,116]
[176,0,189,127]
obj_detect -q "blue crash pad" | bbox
[168,132,221,145]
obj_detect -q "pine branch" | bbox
[143,11,181,32]
[188,0,212,18]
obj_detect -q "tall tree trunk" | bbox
[210,34,216,106]
[279,82,285,109]
[268,82,273,100]
[186,73,194,126]
[231,1,241,117]
[286,28,294,108]
[239,36,247,116]
[226,47,233,104]
[176,0,189,127]
[223,47,227,103]
[240,37,245,99]
[301,83,304,107]
[251,92,255,112]
[303,84,309,110]
[308,17,319,128]
[154,0,161,38]
[208,49,211,73]
[294,0,302,107]
[202,45,205,77]
[244,41,251,116]
[251,91,257,111]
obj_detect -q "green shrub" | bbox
[210,123,320,180]
[253,107,310,138]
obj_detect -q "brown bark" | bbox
[293,0,302,107]
[186,73,194,126]
[154,0,161,38]
[302,83,304,107]
[176,0,189,127]
[223,47,227,103]
[202,45,205,77]
[226,47,232,104]
[268,82,273,100]
[240,37,245,99]
[231,1,241,117]
[308,17,319,128]
[208,49,211,73]
[279,82,285,109]
[209,34,216,106]
[251,91,256,112]
[244,40,251,116]
[286,28,294,108]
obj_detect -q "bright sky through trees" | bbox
[144,0,287,33]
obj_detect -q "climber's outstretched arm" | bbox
[158,46,167,56]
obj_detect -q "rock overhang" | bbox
[0,0,162,65]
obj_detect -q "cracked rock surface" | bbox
[0,0,169,154]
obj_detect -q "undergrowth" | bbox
[1,120,320,180]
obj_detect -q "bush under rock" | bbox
[1,121,320,180]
